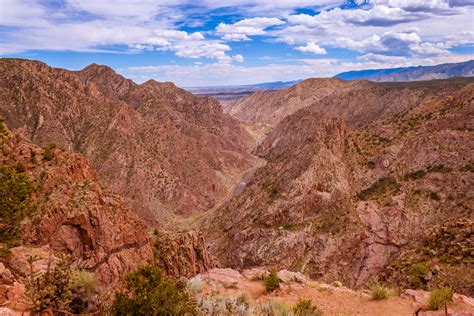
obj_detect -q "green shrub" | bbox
[25,255,73,312]
[15,162,26,173]
[0,166,35,251]
[0,116,8,137]
[409,263,430,288]
[428,286,454,310]
[293,299,322,316]
[370,283,391,300]
[356,177,400,201]
[257,300,293,315]
[43,143,57,162]
[70,270,98,314]
[264,268,280,293]
[111,265,197,315]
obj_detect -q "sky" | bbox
[0,0,473,86]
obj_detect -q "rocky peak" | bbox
[77,63,137,99]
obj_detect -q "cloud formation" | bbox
[0,0,472,85]
[216,17,285,41]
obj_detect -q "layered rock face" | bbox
[0,124,153,290]
[0,59,256,225]
[203,78,474,294]
[0,123,218,303]
[153,230,219,279]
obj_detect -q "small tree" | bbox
[0,166,35,256]
[24,255,73,312]
[111,265,198,315]
[264,268,280,293]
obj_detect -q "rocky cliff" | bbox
[0,121,218,312]
[0,58,257,225]
[202,78,474,295]
[0,122,153,290]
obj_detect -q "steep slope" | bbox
[0,58,256,225]
[335,60,474,82]
[201,79,474,295]
[228,78,354,126]
[0,121,153,289]
[228,77,473,128]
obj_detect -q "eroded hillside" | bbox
[202,78,474,295]
[0,59,257,225]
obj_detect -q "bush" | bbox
[264,268,280,293]
[293,299,322,316]
[0,166,35,252]
[43,143,57,162]
[409,263,430,288]
[256,300,293,316]
[428,286,454,310]
[186,276,203,295]
[70,270,98,314]
[370,283,391,300]
[111,265,197,315]
[25,255,73,312]
[198,292,252,315]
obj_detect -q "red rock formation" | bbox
[202,78,474,294]
[0,125,153,290]
[0,59,257,225]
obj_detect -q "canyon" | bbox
[0,58,472,314]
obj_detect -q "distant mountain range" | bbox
[187,79,302,91]
[189,61,473,104]
[334,60,474,82]
[187,80,302,104]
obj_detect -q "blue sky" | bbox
[1,0,473,86]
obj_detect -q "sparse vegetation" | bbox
[111,265,197,315]
[293,299,322,316]
[258,300,293,316]
[408,263,430,288]
[0,116,8,138]
[356,177,400,201]
[370,283,391,300]
[264,268,280,293]
[198,292,252,315]
[25,255,73,312]
[43,142,58,162]
[70,270,98,314]
[186,275,203,295]
[428,286,453,310]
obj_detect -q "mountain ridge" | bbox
[335,60,474,82]
[0,58,258,226]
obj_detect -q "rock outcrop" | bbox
[153,230,219,279]
[0,123,153,290]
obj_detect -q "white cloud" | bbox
[295,42,327,55]
[216,17,285,41]
[66,0,173,21]
[335,29,450,57]
[0,0,239,62]
[233,54,245,62]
